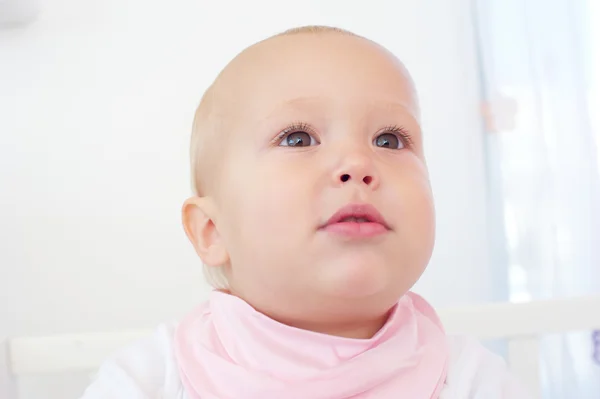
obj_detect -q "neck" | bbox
[222,289,392,339]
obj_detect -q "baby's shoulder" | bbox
[441,335,531,399]
[80,323,186,399]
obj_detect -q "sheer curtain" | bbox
[474,0,600,397]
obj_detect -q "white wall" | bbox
[0,0,494,395]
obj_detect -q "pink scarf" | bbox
[174,291,448,398]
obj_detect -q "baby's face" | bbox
[204,33,434,329]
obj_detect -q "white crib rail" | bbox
[439,295,600,397]
[4,295,600,398]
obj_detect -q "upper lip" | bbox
[322,203,390,229]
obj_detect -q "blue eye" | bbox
[279,131,319,147]
[374,133,403,149]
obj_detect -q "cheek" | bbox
[385,159,436,250]
[402,174,434,223]
[248,165,313,225]
[390,155,434,217]
[396,174,436,260]
[219,159,318,259]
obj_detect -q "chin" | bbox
[317,256,395,300]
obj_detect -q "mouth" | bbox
[320,203,390,238]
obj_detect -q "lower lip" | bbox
[321,222,388,238]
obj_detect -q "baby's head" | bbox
[183,26,435,338]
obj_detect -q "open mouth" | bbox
[325,203,389,227]
[338,216,372,223]
[321,203,390,238]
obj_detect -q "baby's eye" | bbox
[279,131,319,147]
[374,133,404,149]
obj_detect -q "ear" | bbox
[182,196,230,267]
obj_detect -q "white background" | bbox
[1,0,495,396]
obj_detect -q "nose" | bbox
[333,150,380,189]
[339,173,374,185]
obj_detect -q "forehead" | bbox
[218,34,420,125]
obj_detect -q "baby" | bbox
[81,26,529,398]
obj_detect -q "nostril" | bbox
[363,176,373,185]
[340,174,351,182]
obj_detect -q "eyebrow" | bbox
[262,96,419,122]
[261,96,330,120]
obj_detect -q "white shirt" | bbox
[80,324,531,399]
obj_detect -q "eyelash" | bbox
[273,122,413,148]
[378,124,413,148]
[272,122,318,145]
